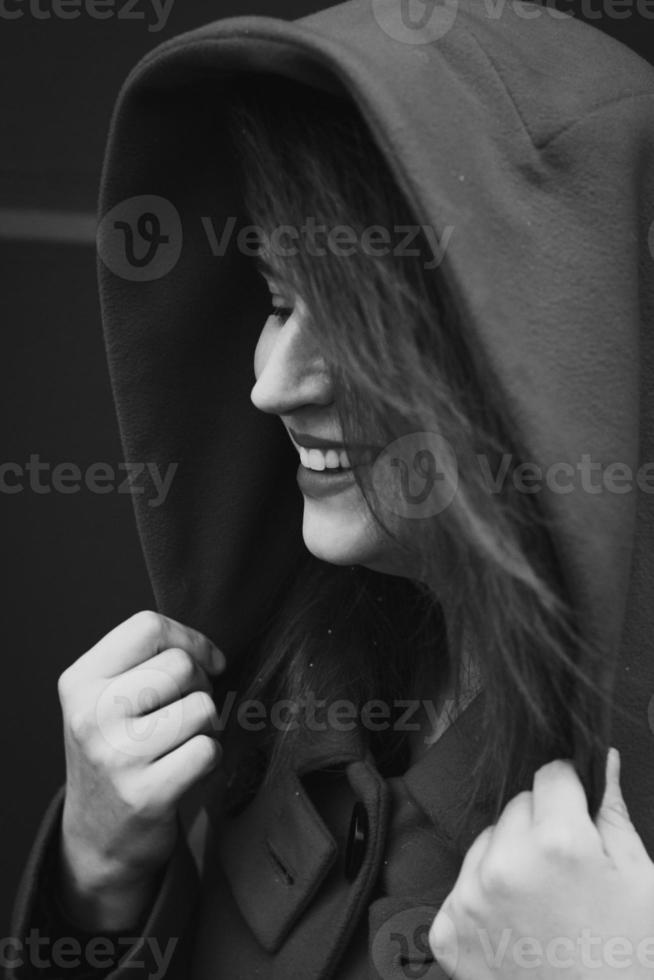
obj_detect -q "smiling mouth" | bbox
[295,445,379,473]
[287,426,381,469]
[297,445,351,472]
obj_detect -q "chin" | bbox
[300,496,387,568]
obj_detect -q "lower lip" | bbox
[296,462,356,497]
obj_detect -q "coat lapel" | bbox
[212,723,392,979]
[189,692,489,980]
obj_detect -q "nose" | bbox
[250,312,334,415]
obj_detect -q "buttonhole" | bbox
[265,838,295,886]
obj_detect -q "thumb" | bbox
[595,748,643,860]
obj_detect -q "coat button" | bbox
[345,801,368,881]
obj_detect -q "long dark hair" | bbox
[221,73,609,843]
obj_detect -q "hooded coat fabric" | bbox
[9,1,654,978]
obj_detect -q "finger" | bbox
[119,647,213,712]
[531,758,593,831]
[75,611,225,679]
[120,690,219,763]
[147,733,222,809]
[596,748,648,862]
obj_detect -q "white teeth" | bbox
[308,449,325,471]
[298,445,352,471]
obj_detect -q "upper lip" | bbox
[288,429,347,450]
[287,428,381,452]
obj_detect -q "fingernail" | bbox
[211,646,226,672]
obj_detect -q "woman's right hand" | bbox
[56,610,226,930]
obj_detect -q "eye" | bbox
[269,304,294,324]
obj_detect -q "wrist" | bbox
[56,830,160,932]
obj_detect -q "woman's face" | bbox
[250,262,407,576]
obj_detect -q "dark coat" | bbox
[11,694,489,980]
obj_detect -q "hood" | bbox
[96,0,654,843]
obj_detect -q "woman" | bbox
[9,0,654,978]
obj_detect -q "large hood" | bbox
[96,0,654,844]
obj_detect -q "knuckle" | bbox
[453,878,481,921]
[165,647,195,685]
[57,667,76,703]
[534,825,579,862]
[114,775,154,817]
[86,737,120,770]
[478,855,520,897]
[66,707,97,745]
[132,609,165,641]
[510,790,533,811]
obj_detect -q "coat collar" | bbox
[203,689,489,978]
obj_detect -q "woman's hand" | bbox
[57,610,225,930]
[429,749,654,979]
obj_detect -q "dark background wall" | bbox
[1,0,652,940]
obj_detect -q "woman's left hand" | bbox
[429,748,654,979]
